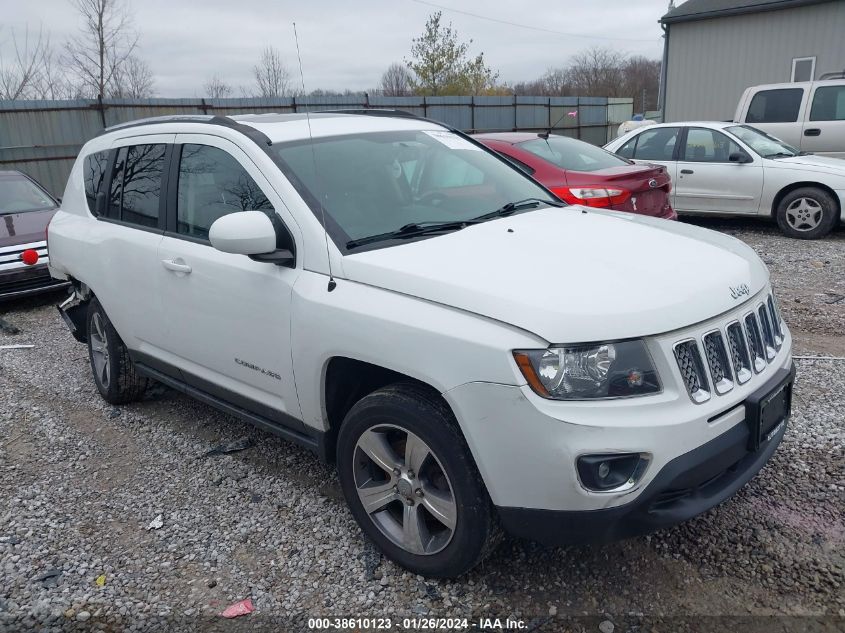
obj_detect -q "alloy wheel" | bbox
[785,197,823,232]
[90,312,111,388]
[353,424,457,555]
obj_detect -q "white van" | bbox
[734,76,845,159]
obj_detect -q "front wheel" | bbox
[336,384,501,578]
[775,187,838,239]
[86,298,148,404]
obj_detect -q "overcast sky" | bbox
[3,0,672,96]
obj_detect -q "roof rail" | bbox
[819,71,845,80]
[321,107,456,133]
[100,114,273,146]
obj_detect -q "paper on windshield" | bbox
[423,130,483,151]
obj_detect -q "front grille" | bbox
[673,340,710,403]
[673,290,786,403]
[0,240,49,272]
[726,322,753,384]
[758,304,777,358]
[767,295,783,344]
[744,313,767,373]
[703,331,733,394]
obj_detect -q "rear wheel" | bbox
[336,384,501,577]
[86,298,148,404]
[775,187,838,239]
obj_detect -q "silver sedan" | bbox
[605,121,845,239]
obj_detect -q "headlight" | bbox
[513,340,661,400]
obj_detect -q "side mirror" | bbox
[209,211,279,256]
[729,152,752,164]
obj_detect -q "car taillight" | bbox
[551,186,631,208]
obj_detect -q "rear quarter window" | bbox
[84,150,110,215]
[746,88,803,123]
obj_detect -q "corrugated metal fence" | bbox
[0,95,633,196]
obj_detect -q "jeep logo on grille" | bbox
[730,284,751,300]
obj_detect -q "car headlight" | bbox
[513,340,661,400]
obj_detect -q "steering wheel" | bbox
[417,191,448,207]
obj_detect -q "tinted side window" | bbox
[683,128,744,162]
[106,144,166,228]
[809,86,845,121]
[631,127,679,161]
[616,137,637,158]
[746,89,803,123]
[84,150,109,215]
[177,144,272,239]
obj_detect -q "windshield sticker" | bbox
[423,130,482,151]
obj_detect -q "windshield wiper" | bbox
[345,198,563,250]
[470,197,563,222]
[346,220,470,249]
[763,152,796,159]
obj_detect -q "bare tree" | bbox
[566,46,626,97]
[64,0,140,98]
[253,46,290,98]
[32,45,76,99]
[379,62,412,96]
[0,26,50,99]
[203,74,232,98]
[622,55,661,112]
[111,54,153,97]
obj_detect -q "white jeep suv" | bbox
[48,111,794,578]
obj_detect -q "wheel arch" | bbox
[770,181,841,218]
[321,356,446,464]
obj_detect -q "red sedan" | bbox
[474,133,676,219]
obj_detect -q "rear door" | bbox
[802,83,845,158]
[95,136,173,354]
[156,134,303,426]
[673,127,763,215]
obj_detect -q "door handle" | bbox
[161,259,192,274]
[680,169,694,174]
[804,128,821,137]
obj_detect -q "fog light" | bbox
[577,453,649,492]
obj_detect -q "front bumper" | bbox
[0,264,70,301]
[498,363,794,545]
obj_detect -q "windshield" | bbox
[518,135,631,172]
[0,174,57,215]
[726,125,799,158]
[273,129,558,251]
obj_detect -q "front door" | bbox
[673,127,763,215]
[156,135,303,426]
[801,84,845,159]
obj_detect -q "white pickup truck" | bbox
[47,111,794,577]
[734,78,845,159]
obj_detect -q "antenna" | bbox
[539,107,576,139]
[293,22,336,292]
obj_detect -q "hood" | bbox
[0,209,56,248]
[342,207,769,343]
[769,154,845,176]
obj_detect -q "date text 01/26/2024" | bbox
[307,617,527,630]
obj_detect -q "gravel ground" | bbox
[1,217,844,632]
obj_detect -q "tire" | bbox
[336,383,501,578]
[86,297,148,404]
[775,187,839,240]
